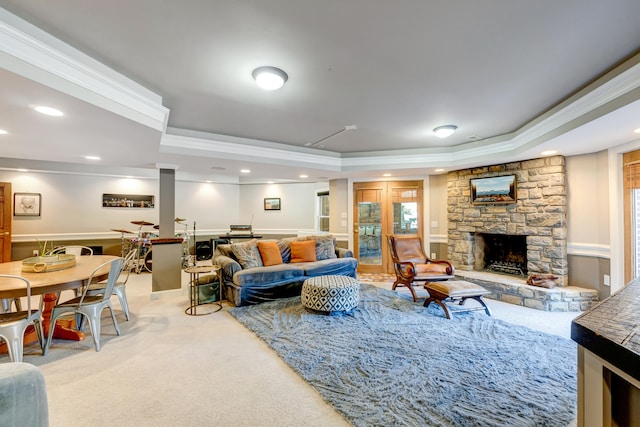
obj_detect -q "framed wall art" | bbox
[264,197,281,211]
[470,175,517,205]
[102,193,155,208]
[14,192,41,216]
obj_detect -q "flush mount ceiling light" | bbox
[433,125,457,138]
[34,105,64,116]
[252,66,288,90]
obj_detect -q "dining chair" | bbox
[0,275,45,362]
[44,257,124,354]
[86,248,137,321]
[49,245,93,256]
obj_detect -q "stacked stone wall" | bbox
[447,156,568,286]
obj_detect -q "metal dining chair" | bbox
[44,257,123,354]
[86,248,137,321]
[0,275,45,362]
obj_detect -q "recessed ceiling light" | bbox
[0,129,7,135]
[434,168,445,172]
[205,180,212,183]
[240,169,251,174]
[17,169,28,172]
[299,174,308,178]
[541,150,558,156]
[211,166,226,171]
[34,105,64,116]
[433,125,457,138]
[252,66,288,90]
[634,128,640,134]
[267,181,274,184]
[85,155,101,160]
[383,173,392,177]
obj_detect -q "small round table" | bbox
[184,265,222,316]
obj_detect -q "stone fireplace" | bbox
[448,156,568,286]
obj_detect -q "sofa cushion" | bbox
[231,239,263,269]
[257,240,283,266]
[291,240,317,263]
[233,264,305,287]
[308,234,337,260]
[277,236,307,263]
[298,257,359,277]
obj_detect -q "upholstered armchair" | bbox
[387,235,454,302]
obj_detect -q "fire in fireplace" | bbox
[474,233,528,276]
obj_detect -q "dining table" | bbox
[0,255,118,347]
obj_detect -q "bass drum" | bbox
[144,249,153,273]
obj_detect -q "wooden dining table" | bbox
[0,255,117,345]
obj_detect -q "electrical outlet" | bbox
[603,274,610,286]
[32,249,39,256]
[431,253,437,259]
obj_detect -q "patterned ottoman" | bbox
[301,275,360,313]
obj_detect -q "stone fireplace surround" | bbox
[447,156,598,311]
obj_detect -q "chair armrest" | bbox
[336,247,354,258]
[212,255,241,281]
[428,259,454,275]
[394,260,417,280]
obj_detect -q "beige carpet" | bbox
[16,272,579,426]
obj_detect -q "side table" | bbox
[184,265,222,316]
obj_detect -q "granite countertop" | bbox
[571,278,640,381]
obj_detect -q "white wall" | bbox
[238,182,325,234]
[566,151,610,255]
[3,170,239,241]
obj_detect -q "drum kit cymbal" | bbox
[110,218,191,269]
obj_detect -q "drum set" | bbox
[111,218,195,273]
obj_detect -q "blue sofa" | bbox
[213,236,358,306]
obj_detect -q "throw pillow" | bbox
[257,240,283,266]
[308,234,336,260]
[290,240,317,263]
[231,239,263,269]
[277,236,306,263]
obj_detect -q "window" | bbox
[317,191,330,232]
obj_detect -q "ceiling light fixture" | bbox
[34,105,64,116]
[433,125,457,138]
[252,66,288,90]
[299,174,308,178]
[634,128,640,134]
[240,169,251,174]
[434,168,445,172]
[0,129,7,135]
[85,155,101,160]
[383,173,392,177]
[541,150,558,156]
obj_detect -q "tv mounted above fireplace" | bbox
[470,175,517,205]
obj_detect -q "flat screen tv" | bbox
[470,175,517,205]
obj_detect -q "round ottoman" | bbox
[301,275,359,314]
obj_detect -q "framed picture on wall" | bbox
[14,192,41,216]
[264,197,281,211]
[470,175,517,205]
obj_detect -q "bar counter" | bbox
[571,278,640,426]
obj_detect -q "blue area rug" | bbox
[229,283,577,427]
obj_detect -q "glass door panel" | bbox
[392,187,418,235]
[355,188,383,270]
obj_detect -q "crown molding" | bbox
[0,7,169,132]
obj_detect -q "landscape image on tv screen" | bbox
[470,175,517,204]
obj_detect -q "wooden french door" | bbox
[0,183,11,262]
[353,180,423,274]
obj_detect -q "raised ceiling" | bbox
[1,1,640,182]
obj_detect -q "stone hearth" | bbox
[456,270,598,312]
